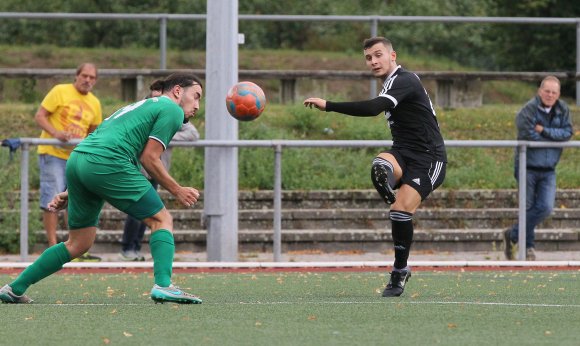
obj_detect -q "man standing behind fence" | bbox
[35,63,102,261]
[504,76,573,261]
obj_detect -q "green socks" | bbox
[150,229,175,287]
[9,231,175,295]
[10,242,71,296]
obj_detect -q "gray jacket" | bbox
[141,122,200,179]
[515,95,573,170]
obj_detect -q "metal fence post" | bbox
[517,143,527,261]
[159,16,167,70]
[273,144,283,262]
[369,16,379,98]
[19,143,30,262]
[576,21,580,106]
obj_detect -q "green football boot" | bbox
[150,284,202,304]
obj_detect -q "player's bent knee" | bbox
[143,208,173,231]
[64,241,93,258]
[391,187,422,213]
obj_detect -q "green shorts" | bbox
[66,151,165,229]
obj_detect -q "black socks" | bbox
[390,210,414,270]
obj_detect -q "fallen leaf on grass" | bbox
[255,321,262,327]
[447,323,457,329]
[110,309,117,314]
[287,249,323,255]
[308,315,317,321]
[335,250,365,255]
[123,332,133,337]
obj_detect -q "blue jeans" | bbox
[509,169,556,249]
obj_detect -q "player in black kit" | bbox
[304,36,447,297]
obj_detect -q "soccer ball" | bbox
[225,81,266,121]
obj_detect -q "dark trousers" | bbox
[121,179,158,252]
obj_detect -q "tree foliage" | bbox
[0,0,578,76]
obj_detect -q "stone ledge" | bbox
[45,228,579,243]
[6,189,580,209]
[32,228,579,253]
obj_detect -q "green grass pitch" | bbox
[1,269,579,345]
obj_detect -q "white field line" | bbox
[25,301,580,308]
[1,260,579,269]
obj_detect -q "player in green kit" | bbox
[0,73,204,304]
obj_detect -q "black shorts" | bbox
[384,149,446,201]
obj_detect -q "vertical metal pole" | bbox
[369,17,379,98]
[273,144,282,261]
[204,0,239,261]
[19,143,29,262]
[517,144,527,261]
[160,17,167,70]
[576,22,580,106]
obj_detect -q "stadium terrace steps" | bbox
[10,189,580,253]
[92,208,580,230]
[44,228,579,253]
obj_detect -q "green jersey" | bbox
[74,96,184,164]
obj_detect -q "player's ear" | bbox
[172,85,182,99]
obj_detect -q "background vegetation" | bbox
[1,2,579,252]
[1,1,578,82]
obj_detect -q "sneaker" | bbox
[119,250,141,262]
[372,164,396,205]
[526,248,536,261]
[382,269,411,297]
[135,251,146,262]
[72,252,102,262]
[503,229,514,260]
[151,284,202,304]
[0,284,33,304]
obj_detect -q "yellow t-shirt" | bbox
[37,84,102,160]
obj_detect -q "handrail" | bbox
[11,138,580,262]
[1,68,579,81]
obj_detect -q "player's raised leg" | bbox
[371,153,402,205]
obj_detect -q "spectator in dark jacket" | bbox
[504,76,573,260]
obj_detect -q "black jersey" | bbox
[326,66,446,162]
[379,66,445,160]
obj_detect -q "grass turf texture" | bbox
[1,270,579,345]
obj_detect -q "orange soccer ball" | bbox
[225,81,266,121]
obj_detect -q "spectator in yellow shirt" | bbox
[35,63,102,260]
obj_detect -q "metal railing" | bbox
[11,138,580,262]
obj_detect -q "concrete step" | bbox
[36,228,580,254]
[7,189,580,209]
[91,208,580,230]
[9,207,580,230]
